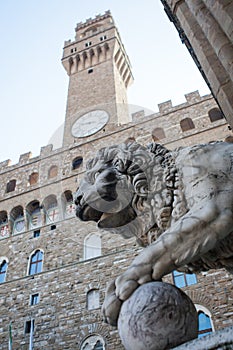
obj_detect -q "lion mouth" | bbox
[76,204,136,229]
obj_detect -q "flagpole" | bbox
[29,319,34,350]
[8,322,12,350]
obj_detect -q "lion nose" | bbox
[74,189,83,206]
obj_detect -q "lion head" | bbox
[75,142,187,246]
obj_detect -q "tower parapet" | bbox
[61,11,134,147]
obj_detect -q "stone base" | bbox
[172,326,233,350]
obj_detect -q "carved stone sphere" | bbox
[118,282,198,350]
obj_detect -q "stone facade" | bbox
[0,11,232,350]
[161,0,233,129]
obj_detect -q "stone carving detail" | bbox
[75,141,233,326]
[118,282,198,350]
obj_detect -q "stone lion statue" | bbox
[75,141,233,326]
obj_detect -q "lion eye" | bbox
[94,171,101,180]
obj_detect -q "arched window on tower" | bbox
[0,260,8,283]
[84,233,101,260]
[43,195,59,224]
[26,200,42,230]
[28,250,44,275]
[28,172,39,186]
[0,211,9,238]
[172,270,197,288]
[208,108,224,122]
[72,156,83,170]
[10,206,25,234]
[195,305,214,338]
[152,127,166,141]
[48,165,58,179]
[62,190,75,218]
[180,118,195,132]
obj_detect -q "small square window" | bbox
[6,179,16,193]
[25,320,34,334]
[30,293,39,305]
[88,68,93,74]
[33,230,40,238]
[51,224,56,230]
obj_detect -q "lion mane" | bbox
[76,141,233,273]
[75,140,233,326]
[84,142,187,246]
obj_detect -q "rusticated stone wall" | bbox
[0,90,232,349]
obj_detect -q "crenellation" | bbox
[64,39,71,47]
[19,152,32,165]
[131,109,145,121]
[75,11,112,32]
[158,99,173,113]
[40,144,53,156]
[185,90,201,102]
[0,159,12,172]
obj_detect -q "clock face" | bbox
[71,110,109,138]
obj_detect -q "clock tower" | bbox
[62,11,134,146]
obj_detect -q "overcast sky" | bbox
[0,0,210,163]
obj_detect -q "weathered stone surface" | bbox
[118,282,198,350]
[162,0,233,129]
[172,325,233,350]
[75,140,233,326]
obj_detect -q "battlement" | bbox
[158,91,204,114]
[132,90,212,122]
[75,10,112,32]
[63,11,113,47]
[0,144,61,174]
[0,91,216,173]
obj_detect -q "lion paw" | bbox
[115,264,153,300]
[102,280,122,327]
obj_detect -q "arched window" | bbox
[6,179,16,193]
[152,127,166,141]
[43,195,59,224]
[195,305,214,338]
[81,335,105,350]
[0,211,9,238]
[172,270,197,288]
[26,201,42,229]
[198,311,213,337]
[72,156,83,170]
[29,172,39,185]
[87,289,100,310]
[29,250,43,275]
[62,190,75,218]
[48,165,58,179]
[180,118,195,132]
[0,260,8,283]
[10,206,25,234]
[208,108,224,122]
[84,233,101,260]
